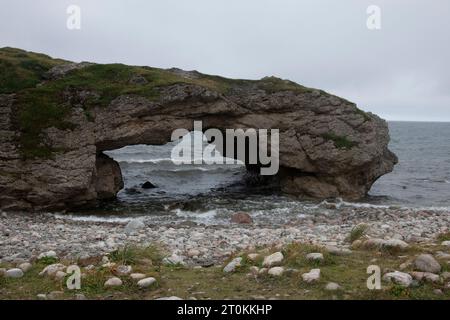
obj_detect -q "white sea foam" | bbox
[251,207,292,217]
[338,200,391,209]
[118,158,172,164]
[328,199,450,212]
[411,206,450,212]
[118,157,244,165]
[54,214,134,223]
[173,209,219,224]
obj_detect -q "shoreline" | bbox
[1,207,450,300]
[1,206,449,265]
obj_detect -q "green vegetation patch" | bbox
[109,245,163,266]
[256,76,312,94]
[437,232,450,242]
[16,87,75,158]
[36,256,59,265]
[0,47,66,93]
[355,107,371,122]
[1,242,450,300]
[281,243,336,268]
[347,224,369,243]
[322,132,357,149]
[0,47,320,159]
[8,62,189,159]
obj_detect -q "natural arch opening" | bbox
[106,133,246,198]
[96,132,271,215]
[88,131,283,221]
[87,138,277,225]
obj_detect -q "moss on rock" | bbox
[322,132,357,150]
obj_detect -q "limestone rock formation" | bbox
[0,47,397,211]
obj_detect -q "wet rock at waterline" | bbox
[167,200,206,212]
[141,181,157,189]
[0,48,397,211]
[230,212,253,224]
[124,188,142,195]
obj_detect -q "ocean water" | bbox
[370,121,450,208]
[76,122,450,225]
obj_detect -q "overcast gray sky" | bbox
[1,0,449,121]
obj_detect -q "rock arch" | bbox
[0,54,397,211]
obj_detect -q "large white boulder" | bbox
[262,252,284,267]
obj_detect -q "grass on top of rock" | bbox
[0,47,67,94]
[13,63,187,159]
[1,47,324,159]
[255,76,313,94]
[322,132,357,150]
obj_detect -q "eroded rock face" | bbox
[95,153,124,200]
[0,62,397,211]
